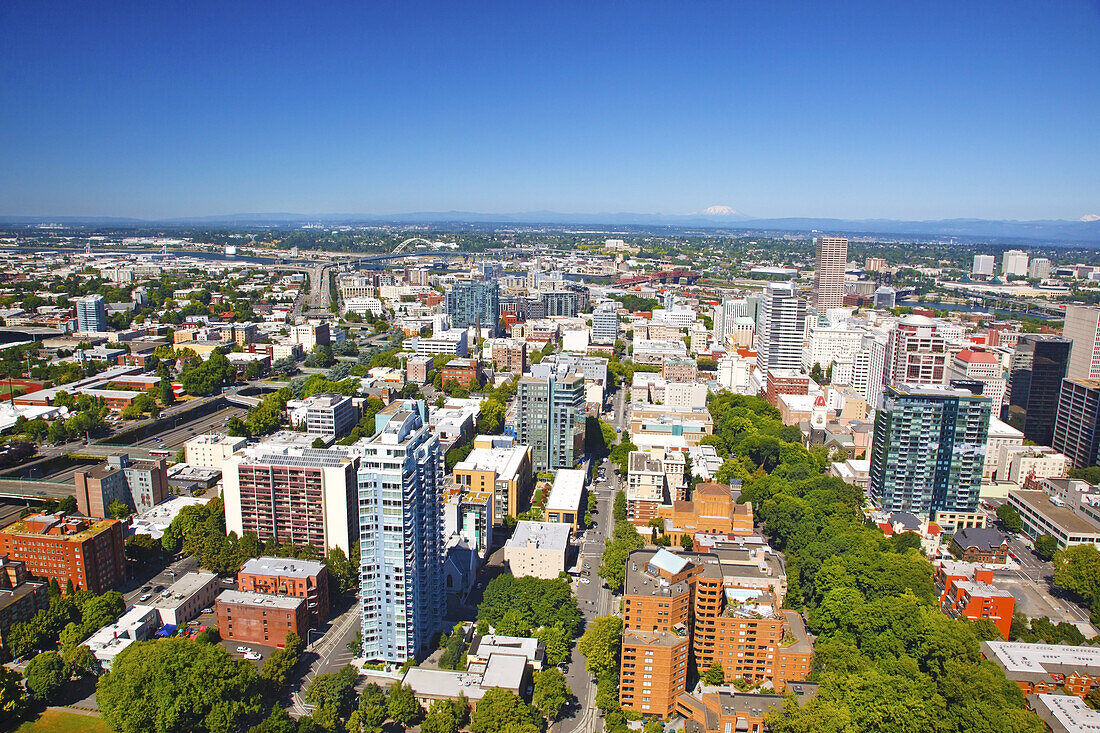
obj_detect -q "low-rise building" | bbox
[441,358,481,388]
[949,527,1010,563]
[982,641,1100,699]
[543,468,585,532]
[152,571,219,627]
[215,590,309,648]
[238,556,330,625]
[0,556,48,652]
[75,454,169,518]
[401,653,531,709]
[656,482,754,546]
[1031,693,1100,733]
[406,354,433,384]
[935,560,1013,638]
[675,683,819,733]
[503,521,571,579]
[1007,485,1100,550]
[467,633,545,670]
[286,393,357,439]
[85,605,160,670]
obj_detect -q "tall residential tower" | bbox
[812,236,848,311]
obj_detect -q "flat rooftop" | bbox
[216,589,305,610]
[983,640,1100,678]
[506,521,571,551]
[240,556,325,579]
[545,469,585,512]
[154,572,217,609]
[1011,490,1100,536]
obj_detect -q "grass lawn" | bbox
[15,709,111,733]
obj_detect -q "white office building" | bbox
[591,301,619,345]
[1002,250,1029,277]
[755,281,807,386]
[972,254,996,278]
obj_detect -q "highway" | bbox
[131,405,247,450]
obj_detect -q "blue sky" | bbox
[1,1,1098,220]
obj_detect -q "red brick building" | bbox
[935,560,1014,638]
[237,557,330,624]
[764,370,809,407]
[0,513,125,594]
[442,358,481,388]
[215,590,309,648]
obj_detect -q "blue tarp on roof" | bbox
[155,624,178,637]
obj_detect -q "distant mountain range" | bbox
[3,211,1099,244]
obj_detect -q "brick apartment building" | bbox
[75,454,169,518]
[619,547,813,717]
[949,527,1010,564]
[676,682,819,733]
[935,560,1014,638]
[0,556,49,652]
[0,513,125,594]
[441,358,481,389]
[982,641,1100,699]
[662,357,699,384]
[215,590,308,648]
[237,556,330,624]
[491,339,527,376]
[764,370,809,407]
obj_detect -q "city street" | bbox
[561,385,627,733]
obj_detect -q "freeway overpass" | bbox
[0,478,74,501]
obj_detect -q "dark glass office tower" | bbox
[1007,334,1072,446]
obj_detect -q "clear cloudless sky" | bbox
[1,1,1098,220]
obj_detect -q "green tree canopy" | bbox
[97,637,266,733]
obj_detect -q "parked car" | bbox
[139,593,151,602]
[202,608,214,614]
[580,578,591,584]
[244,651,262,661]
[236,646,251,653]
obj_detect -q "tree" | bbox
[532,668,571,723]
[305,664,360,727]
[354,683,388,733]
[1035,534,1059,561]
[577,616,622,680]
[997,504,1023,533]
[159,377,176,405]
[58,495,78,514]
[62,643,99,678]
[259,632,303,689]
[387,682,422,727]
[533,625,571,666]
[599,521,644,592]
[108,499,133,519]
[1053,544,1100,606]
[97,637,265,733]
[470,688,540,733]
[477,575,582,638]
[311,437,326,449]
[680,532,695,550]
[704,660,725,685]
[421,698,463,733]
[0,667,28,728]
[24,651,66,703]
[613,490,627,522]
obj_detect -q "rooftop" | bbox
[983,641,1100,680]
[153,572,217,609]
[1011,490,1100,536]
[506,521,571,551]
[216,589,306,610]
[240,556,326,579]
[545,469,585,512]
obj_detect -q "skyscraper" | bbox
[812,236,848,311]
[591,301,619,345]
[1007,335,1072,446]
[868,384,992,518]
[445,280,500,333]
[516,362,586,472]
[1063,306,1100,380]
[348,400,444,664]
[972,254,996,278]
[222,442,359,554]
[755,282,807,385]
[1002,250,1029,277]
[883,315,948,386]
[75,294,107,333]
[1053,378,1100,469]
